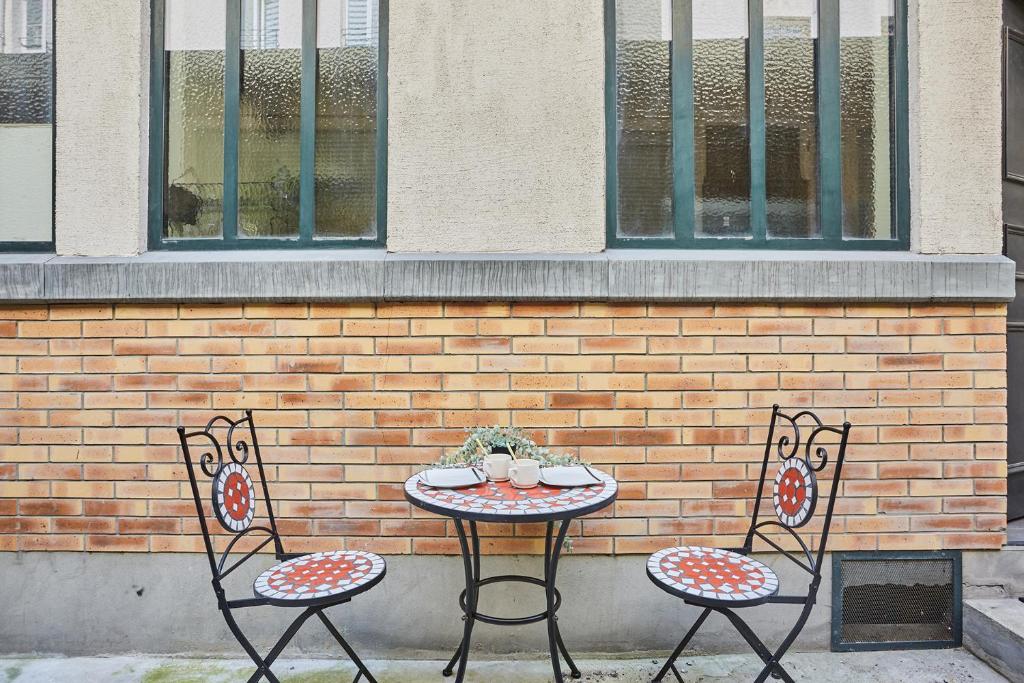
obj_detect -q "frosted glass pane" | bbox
[764,0,819,239]
[0,0,53,242]
[693,0,750,238]
[616,0,673,238]
[165,0,225,239]
[840,0,894,240]
[238,0,303,238]
[315,0,378,238]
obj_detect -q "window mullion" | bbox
[604,0,618,246]
[817,0,842,244]
[672,0,696,244]
[749,0,767,243]
[224,0,242,242]
[148,0,167,249]
[376,0,389,243]
[894,0,910,247]
[299,0,317,242]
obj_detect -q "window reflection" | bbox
[165,0,226,238]
[693,0,751,238]
[764,0,820,239]
[840,0,895,240]
[238,0,302,238]
[315,0,379,238]
[0,0,53,244]
[615,0,674,239]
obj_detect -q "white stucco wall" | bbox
[910,0,1004,254]
[385,0,606,253]
[54,0,148,256]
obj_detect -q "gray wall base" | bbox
[0,552,831,657]
[4,550,1021,657]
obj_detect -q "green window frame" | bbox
[0,0,55,253]
[606,0,910,250]
[148,0,387,250]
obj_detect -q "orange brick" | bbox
[945,318,1004,335]
[477,355,543,372]
[581,337,646,354]
[844,337,910,355]
[511,337,578,354]
[548,319,611,336]
[614,318,679,336]
[682,319,747,336]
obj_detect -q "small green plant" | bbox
[435,426,585,468]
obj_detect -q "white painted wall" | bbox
[54,0,148,256]
[910,0,1004,254]
[386,0,606,253]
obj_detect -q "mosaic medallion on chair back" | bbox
[212,462,256,533]
[772,457,816,528]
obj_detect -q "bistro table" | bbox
[404,468,618,683]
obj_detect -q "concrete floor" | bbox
[0,650,1007,683]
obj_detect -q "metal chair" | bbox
[178,410,385,683]
[647,405,851,683]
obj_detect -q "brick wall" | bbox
[0,302,1008,554]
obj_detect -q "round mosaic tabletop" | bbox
[647,546,779,607]
[404,468,618,523]
[253,550,387,607]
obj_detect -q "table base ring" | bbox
[457,574,562,626]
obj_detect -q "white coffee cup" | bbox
[508,458,540,488]
[483,453,513,481]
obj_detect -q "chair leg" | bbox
[222,603,316,683]
[652,607,712,683]
[751,600,815,683]
[316,609,379,683]
[719,608,795,683]
[221,605,281,683]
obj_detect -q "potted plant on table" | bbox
[436,426,585,468]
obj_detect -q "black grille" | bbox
[831,551,961,651]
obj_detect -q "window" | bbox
[607,0,908,249]
[150,0,386,249]
[0,0,54,250]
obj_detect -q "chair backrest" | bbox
[177,410,284,585]
[743,405,852,583]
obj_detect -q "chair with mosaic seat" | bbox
[647,405,851,683]
[178,410,385,683]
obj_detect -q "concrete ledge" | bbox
[0,254,47,300]
[0,251,1015,303]
[964,598,1024,683]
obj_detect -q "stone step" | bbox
[964,598,1024,683]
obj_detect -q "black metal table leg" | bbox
[545,519,581,681]
[443,519,478,682]
[440,518,584,683]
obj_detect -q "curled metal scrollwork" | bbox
[805,428,832,473]
[186,414,255,476]
[773,409,839,473]
[225,419,251,466]
[190,431,224,478]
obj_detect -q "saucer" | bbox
[488,476,510,482]
[511,480,539,489]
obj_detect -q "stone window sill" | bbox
[0,250,1015,302]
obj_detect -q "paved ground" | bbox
[0,650,1007,682]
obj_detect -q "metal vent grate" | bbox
[831,551,962,652]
